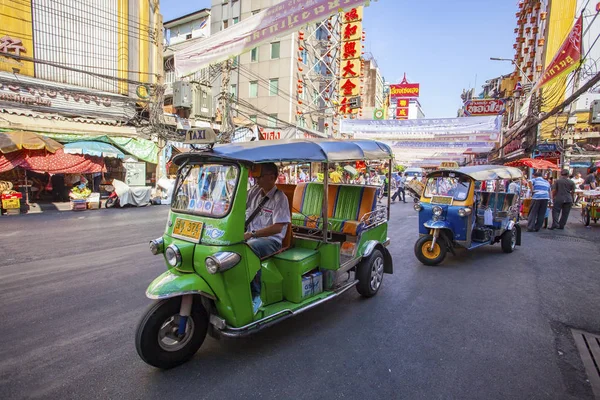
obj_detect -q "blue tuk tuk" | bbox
[413,165,523,266]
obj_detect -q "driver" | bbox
[244,162,291,313]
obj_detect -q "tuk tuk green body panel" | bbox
[147,270,216,299]
[273,248,320,303]
[294,239,340,269]
[356,223,388,257]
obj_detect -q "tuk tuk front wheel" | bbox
[135,297,208,369]
[414,235,447,266]
[501,227,517,253]
[356,249,385,298]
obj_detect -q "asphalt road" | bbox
[1,203,599,400]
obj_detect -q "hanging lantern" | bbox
[536,65,543,72]
[540,12,547,20]
[528,74,534,82]
[298,67,303,72]
[525,27,531,33]
[324,123,329,127]
[533,26,539,34]
[299,46,304,51]
[538,38,545,46]
[298,100,303,105]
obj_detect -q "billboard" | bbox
[338,6,363,116]
[463,99,506,116]
[390,83,420,99]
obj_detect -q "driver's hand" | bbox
[244,232,253,241]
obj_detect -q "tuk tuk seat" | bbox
[291,183,378,235]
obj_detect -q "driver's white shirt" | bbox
[246,185,290,244]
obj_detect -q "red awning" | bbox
[0,149,106,174]
[505,158,560,170]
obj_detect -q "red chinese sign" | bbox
[463,99,506,116]
[397,99,409,108]
[344,8,360,22]
[535,15,582,90]
[343,41,359,59]
[343,24,359,40]
[340,79,357,96]
[396,107,409,119]
[342,60,358,77]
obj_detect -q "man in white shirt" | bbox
[245,162,291,312]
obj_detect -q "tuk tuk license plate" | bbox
[172,218,203,242]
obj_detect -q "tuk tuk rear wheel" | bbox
[356,249,385,298]
[414,235,447,266]
[135,297,208,369]
[501,227,517,253]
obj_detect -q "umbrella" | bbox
[0,131,63,154]
[505,158,559,170]
[343,165,358,176]
[64,141,125,159]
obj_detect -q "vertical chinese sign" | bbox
[338,6,363,117]
[396,98,409,120]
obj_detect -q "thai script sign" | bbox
[534,15,582,91]
[463,99,506,116]
[390,83,420,99]
[175,0,368,78]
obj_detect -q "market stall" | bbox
[0,131,106,214]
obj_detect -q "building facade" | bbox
[360,57,384,120]
[0,0,162,143]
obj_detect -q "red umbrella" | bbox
[505,158,559,170]
[0,149,106,174]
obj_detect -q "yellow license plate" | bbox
[431,195,453,205]
[172,218,203,242]
[2,199,20,209]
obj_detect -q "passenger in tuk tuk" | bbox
[244,162,291,312]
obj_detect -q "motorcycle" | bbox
[105,179,152,208]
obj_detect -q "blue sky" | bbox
[161,0,518,118]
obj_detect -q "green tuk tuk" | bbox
[136,138,394,369]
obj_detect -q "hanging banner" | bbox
[339,6,363,116]
[341,116,501,141]
[534,15,582,91]
[175,0,368,77]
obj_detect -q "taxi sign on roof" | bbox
[185,128,217,145]
[439,161,459,169]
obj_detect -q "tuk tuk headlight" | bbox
[414,203,422,211]
[205,252,241,274]
[433,206,443,216]
[149,237,164,255]
[165,244,182,267]
[458,207,472,217]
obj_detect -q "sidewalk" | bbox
[520,205,600,242]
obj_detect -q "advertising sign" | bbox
[390,83,420,99]
[339,7,363,116]
[534,15,582,91]
[463,99,506,116]
[175,0,368,78]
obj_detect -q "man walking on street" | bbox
[391,172,407,203]
[527,171,552,232]
[549,169,575,230]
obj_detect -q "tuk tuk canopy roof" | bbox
[428,165,523,181]
[172,139,393,165]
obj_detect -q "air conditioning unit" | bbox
[173,81,192,109]
[591,100,600,124]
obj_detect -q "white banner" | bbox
[341,116,502,141]
[175,0,367,78]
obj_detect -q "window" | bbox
[171,164,239,218]
[230,84,237,97]
[299,84,305,100]
[297,116,306,128]
[270,42,280,59]
[223,20,229,29]
[312,122,319,131]
[313,90,319,105]
[233,17,239,24]
[301,49,308,64]
[269,78,279,96]
[268,114,277,128]
[185,33,192,40]
[251,47,258,62]
[232,56,238,67]
[249,115,257,123]
[249,81,258,97]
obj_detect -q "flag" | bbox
[534,16,583,91]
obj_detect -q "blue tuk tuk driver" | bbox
[244,162,291,312]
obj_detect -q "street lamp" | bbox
[490,57,532,84]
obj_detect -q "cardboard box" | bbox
[301,271,324,299]
[301,275,313,299]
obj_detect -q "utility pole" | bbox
[220,59,233,143]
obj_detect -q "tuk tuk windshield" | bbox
[171,163,239,217]
[424,176,471,201]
